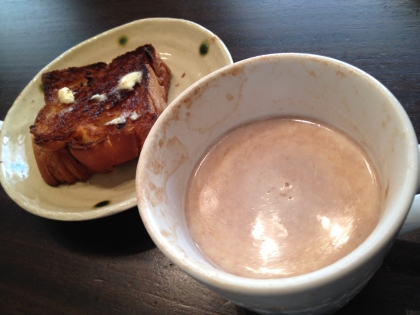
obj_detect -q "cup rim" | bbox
[137,53,419,294]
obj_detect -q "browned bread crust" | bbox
[30,44,171,186]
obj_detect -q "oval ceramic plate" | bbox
[0,18,232,221]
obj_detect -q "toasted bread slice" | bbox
[30,44,171,186]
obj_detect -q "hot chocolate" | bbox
[185,118,381,279]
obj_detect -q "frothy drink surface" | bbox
[185,118,381,279]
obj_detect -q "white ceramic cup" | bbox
[136,54,420,315]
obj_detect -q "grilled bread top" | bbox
[30,44,171,185]
[30,44,171,151]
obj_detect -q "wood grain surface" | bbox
[1,0,420,314]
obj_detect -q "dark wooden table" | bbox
[1,1,420,314]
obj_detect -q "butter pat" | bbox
[105,111,140,125]
[130,112,140,121]
[118,71,143,90]
[90,94,107,102]
[105,116,126,125]
[58,87,75,104]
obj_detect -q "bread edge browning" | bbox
[32,142,93,186]
[69,127,140,173]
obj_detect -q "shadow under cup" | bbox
[136,54,419,315]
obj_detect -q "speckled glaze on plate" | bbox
[0,18,232,221]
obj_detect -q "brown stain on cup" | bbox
[336,70,346,78]
[164,136,190,180]
[151,158,166,175]
[230,66,244,77]
[158,138,165,148]
[148,181,165,207]
[384,180,390,200]
[309,70,317,77]
[184,97,193,109]
[382,114,392,129]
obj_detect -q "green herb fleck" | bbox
[39,84,44,93]
[94,200,110,208]
[118,35,128,46]
[199,40,209,55]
